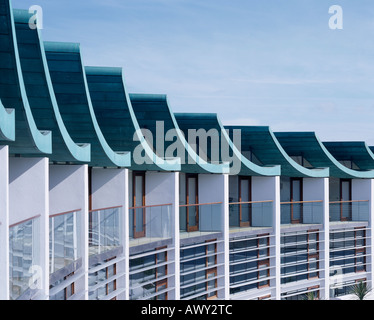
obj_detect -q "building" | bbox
[0,0,373,300]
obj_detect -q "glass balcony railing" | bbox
[229,200,273,229]
[89,206,122,256]
[179,202,222,237]
[281,201,323,225]
[129,203,172,245]
[329,200,369,222]
[9,215,40,300]
[49,210,82,274]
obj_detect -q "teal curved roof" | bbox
[0,99,15,141]
[13,9,91,163]
[275,132,374,178]
[43,41,131,168]
[323,141,374,171]
[0,0,51,154]
[225,126,329,178]
[174,113,280,176]
[85,67,180,171]
[128,94,229,174]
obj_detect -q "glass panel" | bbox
[240,179,250,224]
[341,181,351,220]
[292,180,302,221]
[187,177,198,229]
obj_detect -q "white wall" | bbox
[91,168,128,300]
[0,146,9,299]
[352,179,374,291]
[145,171,180,299]
[252,176,280,299]
[49,164,88,300]
[198,173,229,300]
[9,157,49,299]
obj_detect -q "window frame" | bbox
[238,176,252,227]
[186,173,199,232]
[133,171,146,238]
[290,177,303,224]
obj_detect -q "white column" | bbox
[352,179,374,291]
[49,164,88,300]
[91,168,128,300]
[145,171,180,299]
[198,173,229,300]
[303,177,330,300]
[9,157,49,300]
[252,176,280,300]
[0,146,9,300]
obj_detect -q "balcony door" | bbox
[291,178,303,224]
[133,172,146,238]
[340,179,352,221]
[186,174,199,232]
[239,176,251,227]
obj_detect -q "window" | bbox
[133,171,146,238]
[308,231,319,279]
[340,179,352,221]
[290,178,303,224]
[355,228,366,273]
[239,176,251,227]
[206,240,218,299]
[257,235,270,289]
[186,174,199,232]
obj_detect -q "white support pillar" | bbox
[198,173,229,300]
[303,177,330,300]
[252,176,280,300]
[49,164,88,300]
[9,157,49,300]
[0,146,9,300]
[352,179,374,291]
[145,171,180,299]
[91,168,128,300]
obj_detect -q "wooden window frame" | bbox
[355,227,366,273]
[290,178,303,224]
[133,171,146,238]
[257,234,270,289]
[307,230,319,280]
[239,176,252,227]
[105,257,117,298]
[155,246,168,300]
[340,179,352,222]
[186,174,199,232]
[64,272,75,300]
[205,240,218,300]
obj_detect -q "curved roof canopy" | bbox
[128,94,230,174]
[85,67,180,171]
[13,9,91,163]
[0,0,51,154]
[174,113,280,176]
[43,41,131,168]
[275,132,374,179]
[225,126,329,178]
[323,141,374,171]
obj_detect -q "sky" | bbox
[12,0,374,145]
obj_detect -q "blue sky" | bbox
[13,0,374,144]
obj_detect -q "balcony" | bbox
[329,200,369,223]
[129,203,172,246]
[179,202,222,238]
[229,200,273,232]
[281,201,323,225]
[49,210,82,274]
[89,206,122,256]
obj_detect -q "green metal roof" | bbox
[43,41,130,168]
[0,0,51,154]
[323,141,374,171]
[13,9,91,163]
[129,94,230,174]
[225,126,329,178]
[174,113,280,176]
[85,67,180,172]
[275,132,374,178]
